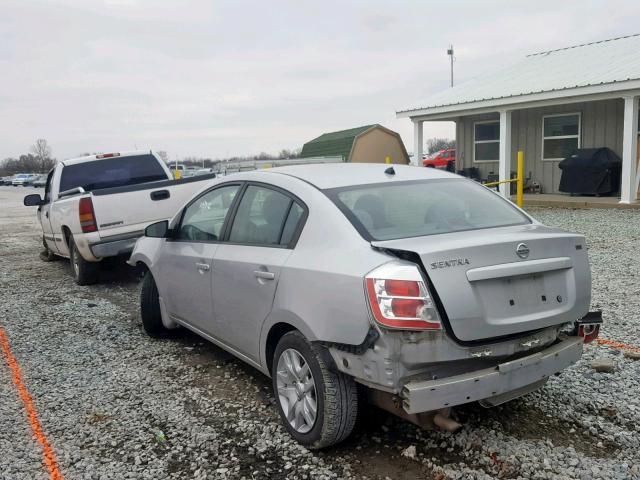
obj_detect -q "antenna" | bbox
[447,45,455,87]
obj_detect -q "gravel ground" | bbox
[0,185,639,480]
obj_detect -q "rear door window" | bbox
[327,179,529,241]
[59,154,167,192]
[228,185,302,246]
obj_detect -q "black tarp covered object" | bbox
[558,147,622,195]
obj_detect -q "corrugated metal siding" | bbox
[457,99,624,193]
[400,34,640,113]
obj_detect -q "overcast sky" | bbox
[1,0,639,161]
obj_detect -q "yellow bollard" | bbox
[385,156,392,164]
[517,150,524,208]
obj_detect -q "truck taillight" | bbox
[79,197,97,233]
[96,152,120,159]
[365,262,442,330]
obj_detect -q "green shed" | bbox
[300,124,409,164]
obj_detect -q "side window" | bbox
[228,186,295,246]
[474,121,500,162]
[44,171,54,203]
[280,202,304,245]
[178,185,239,241]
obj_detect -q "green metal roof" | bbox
[300,124,377,160]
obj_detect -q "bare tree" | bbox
[156,150,169,164]
[30,139,55,172]
[426,137,455,155]
[0,154,40,175]
[278,148,301,159]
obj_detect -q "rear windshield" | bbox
[327,179,530,241]
[59,154,167,192]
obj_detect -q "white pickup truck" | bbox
[24,150,215,285]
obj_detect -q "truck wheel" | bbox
[39,236,57,262]
[272,331,358,449]
[69,236,99,285]
[140,272,167,338]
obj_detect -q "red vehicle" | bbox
[423,148,456,168]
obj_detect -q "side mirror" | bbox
[145,220,169,238]
[24,194,44,206]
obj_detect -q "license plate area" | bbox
[473,270,571,323]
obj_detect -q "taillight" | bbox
[365,262,442,330]
[578,324,600,344]
[79,197,97,233]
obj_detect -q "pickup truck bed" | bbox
[25,150,216,284]
[77,174,216,259]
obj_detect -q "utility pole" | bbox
[447,45,454,87]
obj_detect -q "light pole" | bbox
[447,45,454,87]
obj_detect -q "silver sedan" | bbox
[130,164,597,448]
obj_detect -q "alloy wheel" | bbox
[276,348,317,433]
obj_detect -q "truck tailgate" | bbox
[90,176,214,238]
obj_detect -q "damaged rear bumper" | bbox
[401,336,583,414]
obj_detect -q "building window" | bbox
[542,113,581,161]
[473,121,499,162]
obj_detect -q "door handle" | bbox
[45,211,49,218]
[196,262,210,272]
[253,270,275,280]
[151,189,170,201]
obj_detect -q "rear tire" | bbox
[69,236,99,285]
[140,272,168,338]
[272,331,358,449]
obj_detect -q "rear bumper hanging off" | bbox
[401,336,583,414]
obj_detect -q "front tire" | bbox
[69,236,99,285]
[140,272,168,338]
[272,331,358,449]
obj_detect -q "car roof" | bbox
[265,163,458,189]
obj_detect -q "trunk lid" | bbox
[372,224,591,342]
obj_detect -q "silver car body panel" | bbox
[129,164,592,411]
[160,241,219,334]
[371,224,591,342]
[213,243,293,363]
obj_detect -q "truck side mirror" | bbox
[145,220,169,238]
[24,194,44,206]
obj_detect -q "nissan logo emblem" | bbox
[516,243,530,259]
